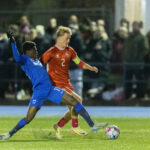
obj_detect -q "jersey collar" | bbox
[55,45,65,50]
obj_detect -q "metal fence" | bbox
[0,62,150,102]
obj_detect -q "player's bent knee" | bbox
[71,92,82,103]
[24,117,32,124]
[70,98,78,106]
[67,105,73,111]
[62,92,79,106]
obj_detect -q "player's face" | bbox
[61,33,71,48]
[30,46,38,59]
[33,46,38,59]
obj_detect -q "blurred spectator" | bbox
[8,24,23,52]
[123,21,149,100]
[90,21,97,33]
[18,15,33,45]
[34,25,50,56]
[27,26,50,57]
[46,18,57,35]
[0,30,9,99]
[84,21,98,62]
[79,17,91,43]
[120,18,129,31]
[69,24,85,58]
[19,16,31,34]
[69,23,86,97]
[69,15,79,29]
[46,18,57,46]
[26,28,37,41]
[111,26,128,74]
[0,32,9,62]
[85,21,112,90]
[97,19,105,28]
[144,31,150,99]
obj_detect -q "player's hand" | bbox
[91,66,98,73]
[7,30,15,42]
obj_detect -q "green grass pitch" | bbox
[0,116,150,150]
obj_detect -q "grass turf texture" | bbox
[0,117,150,150]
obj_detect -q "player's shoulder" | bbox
[21,54,28,60]
[47,46,56,52]
[67,46,74,50]
[66,46,77,58]
[20,54,29,64]
[66,46,76,52]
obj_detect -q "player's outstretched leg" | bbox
[61,92,108,133]
[53,91,87,138]
[54,105,88,139]
[0,107,38,140]
[53,107,71,139]
[70,92,88,136]
[71,107,88,136]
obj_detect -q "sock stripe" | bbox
[19,118,26,127]
[57,117,68,128]
[9,118,26,136]
[72,118,78,128]
[75,103,83,112]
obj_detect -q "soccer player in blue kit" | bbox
[0,31,107,140]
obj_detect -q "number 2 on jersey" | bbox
[61,58,65,67]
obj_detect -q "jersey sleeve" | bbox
[40,48,53,64]
[70,48,77,60]
[11,42,26,65]
[70,47,85,68]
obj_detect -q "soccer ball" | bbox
[105,125,120,140]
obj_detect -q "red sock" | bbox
[72,118,78,128]
[57,117,68,128]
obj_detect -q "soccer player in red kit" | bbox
[40,26,98,139]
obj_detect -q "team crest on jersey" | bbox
[56,54,59,58]
[65,52,69,57]
[30,59,42,66]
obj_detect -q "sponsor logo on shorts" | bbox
[32,99,37,104]
[54,87,64,94]
[54,87,60,91]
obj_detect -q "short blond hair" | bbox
[56,26,72,37]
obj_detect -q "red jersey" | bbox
[41,45,77,93]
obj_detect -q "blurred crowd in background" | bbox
[0,15,150,103]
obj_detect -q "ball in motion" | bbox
[105,125,120,139]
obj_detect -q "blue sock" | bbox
[75,103,94,127]
[9,118,26,136]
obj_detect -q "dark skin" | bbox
[24,47,79,124]
[25,46,38,59]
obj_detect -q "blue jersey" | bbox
[11,42,52,91]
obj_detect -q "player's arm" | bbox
[39,50,51,64]
[7,31,24,65]
[73,56,98,73]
